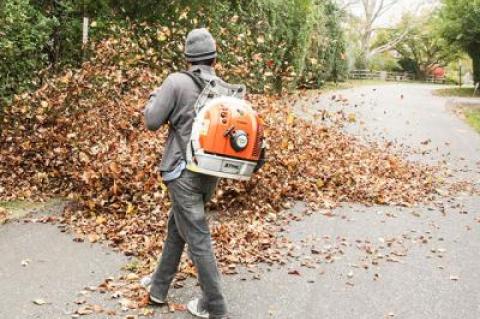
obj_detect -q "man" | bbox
[144,28,227,319]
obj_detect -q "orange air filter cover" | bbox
[199,104,263,161]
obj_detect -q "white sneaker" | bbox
[140,275,166,305]
[140,275,152,288]
[187,298,209,318]
[149,294,166,305]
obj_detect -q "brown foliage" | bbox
[0,34,437,276]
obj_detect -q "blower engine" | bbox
[185,75,265,180]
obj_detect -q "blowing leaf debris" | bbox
[0,31,440,311]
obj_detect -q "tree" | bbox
[339,0,437,69]
[439,0,480,84]
[339,0,401,68]
[377,12,459,79]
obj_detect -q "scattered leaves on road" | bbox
[0,32,445,310]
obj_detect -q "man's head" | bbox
[185,28,217,66]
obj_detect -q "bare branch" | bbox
[368,27,409,58]
[336,0,359,10]
[373,0,400,22]
[341,0,431,66]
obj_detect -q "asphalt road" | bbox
[1,84,479,319]
[0,209,128,319]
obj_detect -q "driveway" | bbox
[1,84,479,319]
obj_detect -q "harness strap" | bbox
[171,71,209,162]
[180,70,207,91]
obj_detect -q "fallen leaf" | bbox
[126,273,139,281]
[76,305,94,315]
[288,269,301,276]
[169,303,187,312]
[33,298,49,305]
[21,259,31,267]
[74,297,87,305]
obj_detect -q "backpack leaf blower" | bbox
[181,71,265,180]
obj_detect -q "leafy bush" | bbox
[439,0,480,83]
[369,53,401,72]
[0,0,347,111]
[92,0,348,92]
[0,0,57,106]
[299,1,348,87]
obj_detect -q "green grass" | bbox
[0,200,41,211]
[0,198,65,220]
[465,109,480,133]
[123,259,142,272]
[307,79,443,96]
[322,79,391,91]
[434,87,478,97]
[303,80,394,98]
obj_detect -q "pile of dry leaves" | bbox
[0,32,438,295]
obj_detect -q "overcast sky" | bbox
[349,0,440,27]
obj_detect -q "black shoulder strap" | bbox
[180,71,206,91]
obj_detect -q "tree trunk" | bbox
[359,31,371,69]
[470,48,480,85]
[355,53,368,70]
[415,67,425,81]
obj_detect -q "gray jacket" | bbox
[144,65,217,172]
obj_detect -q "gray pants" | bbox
[150,170,227,317]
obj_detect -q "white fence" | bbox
[349,70,444,83]
[425,76,446,84]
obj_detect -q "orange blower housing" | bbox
[199,104,263,161]
[186,96,264,180]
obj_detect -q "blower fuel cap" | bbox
[230,130,248,152]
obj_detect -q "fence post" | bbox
[458,62,463,87]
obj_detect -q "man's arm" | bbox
[144,77,176,131]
